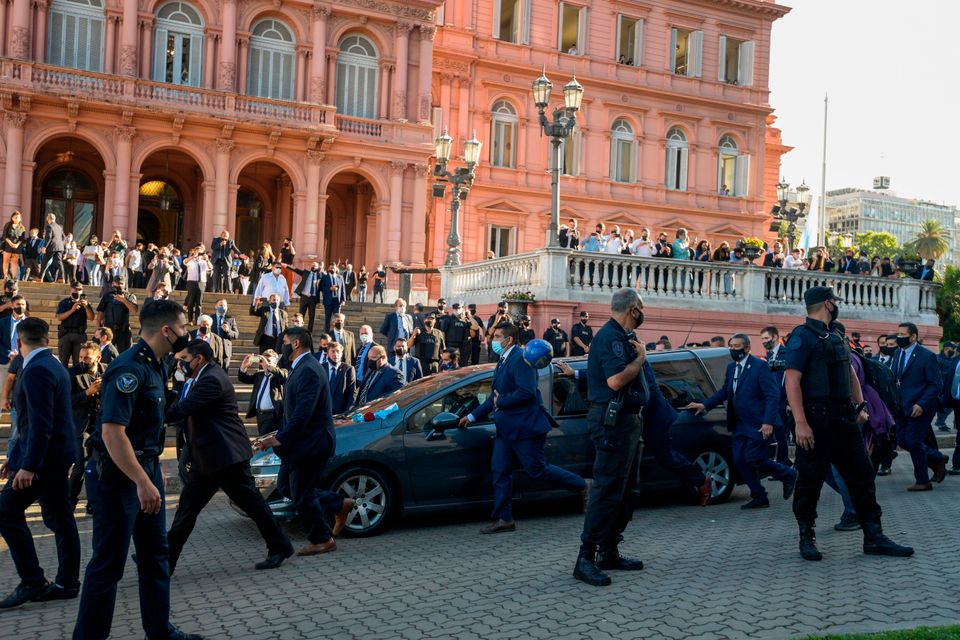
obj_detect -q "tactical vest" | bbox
[793,323,852,404]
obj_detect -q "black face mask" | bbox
[729,348,747,362]
[165,327,190,353]
[79,362,95,373]
[394,348,406,356]
[333,322,343,329]
[424,322,434,330]
[581,318,589,324]
[631,309,644,328]
[761,340,775,351]
[895,336,912,349]
[178,359,194,376]
[71,292,80,300]
[270,302,279,310]
[879,345,896,356]
[198,325,208,335]
[281,343,294,359]
[827,302,839,323]
[367,358,381,372]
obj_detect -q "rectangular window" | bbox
[718,36,754,86]
[493,0,531,44]
[558,3,586,55]
[611,139,633,183]
[48,10,104,72]
[616,16,643,66]
[670,28,702,77]
[489,226,515,258]
[491,120,516,168]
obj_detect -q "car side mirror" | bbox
[424,412,461,441]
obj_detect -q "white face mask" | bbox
[359,334,372,345]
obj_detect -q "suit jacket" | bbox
[471,346,556,440]
[8,349,77,473]
[914,266,935,281]
[940,358,960,411]
[380,312,414,347]
[354,341,379,384]
[320,273,346,306]
[837,258,860,275]
[329,327,356,366]
[165,364,252,475]
[342,271,357,291]
[69,362,106,436]
[892,345,941,418]
[211,237,240,263]
[275,354,335,463]
[210,312,239,367]
[43,222,66,253]
[100,342,119,364]
[291,267,323,299]
[323,361,357,415]
[0,315,19,365]
[388,354,423,384]
[192,330,226,369]
[355,363,404,408]
[251,304,288,348]
[238,364,286,419]
[703,354,780,435]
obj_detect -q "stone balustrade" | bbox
[440,248,940,325]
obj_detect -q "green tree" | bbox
[936,265,960,341]
[854,231,900,259]
[914,219,949,260]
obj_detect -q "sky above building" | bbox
[769,0,959,208]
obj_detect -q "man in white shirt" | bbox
[632,229,654,258]
[125,245,142,289]
[253,264,291,308]
[183,245,210,324]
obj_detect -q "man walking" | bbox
[321,265,346,331]
[239,350,286,436]
[41,213,66,283]
[183,246,210,325]
[289,261,322,334]
[210,231,239,293]
[210,299,238,369]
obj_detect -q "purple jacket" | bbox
[851,352,895,445]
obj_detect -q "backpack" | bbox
[862,356,901,417]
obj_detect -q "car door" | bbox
[401,375,497,506]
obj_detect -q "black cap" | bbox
[452,302,461,309]
[467,303,477,311]
[437,297,446,304]
[519,315,530,322]
[550,317,560,324]
[580,311,589,317]
[497,301,508,308]
[803,286,843,307]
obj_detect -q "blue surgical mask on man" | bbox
[491,340,505,356]
[215,306,226,315]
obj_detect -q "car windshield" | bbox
[345,366,491,418]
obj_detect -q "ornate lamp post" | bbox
[532,70,583,248]
[770,177,809,252]
[433,130,482,266]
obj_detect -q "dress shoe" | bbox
[948,467,960,476]
[332,498,356,536]
[876,466,891,476]
[907,483,932,492]
[573,550,611,587]
[296,539,337,556]
[166,627,207,640]
[833,512,861,532]
[255,548,294,570]
[581,478,593,513]
[932,456,948,483]
[698,476,712,507]
[862,522,914,557]
[597,549,644,571]
[938,424,951,432]
[480,519,516,534]
[0,581,50,608]
[782,469,798,501]
[740,497,770,510]
[32,582,79,602]
[798,522,823,561]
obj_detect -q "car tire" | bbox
[694,449,735,503]
[330,465,395,537]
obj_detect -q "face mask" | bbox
[71,292,80,300]
[880,345,896,356]
[79,362,95,373]
[729,348,747,362]
[761,340,775,351]
[199,325,208,335]
[215,306,226,315]
[367,358,381,371]
[114,287,123,293]
[165,327,190,353]
[424,322,434,330]
[491,340,505,355]
[827,302,839,323]
[632,309,644,327]
[581,318,589,324]
[178,359,194,376]
[396,307,405,314]
[895,336,912,349]
[13,307,24,315]
[281,343,294,359]
[552,324,560,330]
[312,267,319,272]
[333,321,343,330]
[359,334,372,345]
[394,348,406,356]
[270,302,279,310]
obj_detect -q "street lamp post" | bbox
[532,70,583,248]
[770,178,810,252]
[432,130,482,266]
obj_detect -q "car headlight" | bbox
[251,452,282,467]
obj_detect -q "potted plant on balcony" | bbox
[741,237,765,262]
[502,290,536,317]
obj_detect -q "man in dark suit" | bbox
[0,295,27,374]
[354,324,378,386]
[458,323,586,534]
[238,350,286,436]
[892,322,946,490]
[210,230,239,293]
[0,318,80,607]
[389,338,423,384]
[687,333,797,509]
[760,325,792,467]
[41,213,66,283]
[342,263,357,301]
[166,340,292,572]
[252,293,288,354]
[210,298,238,369]
[21,229,42,281]
[255,328,354,556]
[323,343,356,415]
[380,298,414,350]
[320,265,345,332]
[913,259,936,281]
[836,249,860,275]
[94,327,119,365]
[938,355,960,476]
[67,342,106,507]
[330,312,356,366]
[355,345,404,408]
[192,315,226,369]
[289,261,323,334]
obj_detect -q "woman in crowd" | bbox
[357,265,368,302]
[235,253,252,295]
[83,234,104,286]
[1,210,25,281]
[64,239,81,283]
[108,229,127,257]
[251,243,276,291]
[372,263,387,303]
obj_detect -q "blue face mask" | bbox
[215,306,226,315]
[491,340,505,356]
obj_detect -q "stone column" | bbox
[326,53,336,105]
[201,180,215,248]
[418,25,435,123]
[458,75,470,139]
[0,0,7,57]
[214,138,233,237]
[388,161,404,262]
[295,47,308,101]
[9,0,30,59]
[439,73,451,129]
[126,171,141,242]
[306,151,323,260]
[33,0,48,61]
[203,33,216,89]
[219,0,237,91]
[378,63,392,119]
[407,164,428,266]
[140,17,153,78]
[315,193,328,261]
[2,112,26,212]
[310,4,328,103]
[105,16,117,73]
[237,36,249,95]
[118,0,138,75]
[112,124,136,239]
[393,22,412,120]
[377,200,390,266]
[227,183,239,239]
[277,174,293,240]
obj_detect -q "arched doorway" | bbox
[33,137,106,245]
[137,180,182,245]
[137,149,204,248]
[234,161,291,257]
[235,187,263,252]
[325,171,376,270]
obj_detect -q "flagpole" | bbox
[818,94,828,247]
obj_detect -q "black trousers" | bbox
[58,331,87,368]
[108,327,132,353]
[323,301,341,332]
[299,296,318,334]
[792,413,882,525]
[43,251,65,282]
[167,460,291,573]
[580,405,643,551]
[256,410,280,436]
[470,338,481,366]
[212,261,230,293]
[0,465,80,589]
[277,451,344,544]
[184,281,203,323]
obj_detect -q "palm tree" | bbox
[913,219,949,260]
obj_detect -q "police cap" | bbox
[437,297,447,304]
[497,301,508,309]
[452,302,461,309]
[803,286,843,307]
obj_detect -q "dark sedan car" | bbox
[245,348,742,537]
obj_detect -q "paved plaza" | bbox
[1,454,959,640]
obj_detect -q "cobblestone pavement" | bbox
[2,453,959,640]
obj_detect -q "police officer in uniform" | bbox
[543,318,569,357]
[407,313,445,375]
[784,286,913,562]
[575,289,648,587]
[55,282,94,368]
[517,315,536,345]
[466,304,485,365]
[95,279,138,353]
[571,311,593,356]
[443,304,469,358]
[73,299,204,640]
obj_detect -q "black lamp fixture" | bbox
[432,129,482,266]
[769,177,808,251]
[61,172,75,201]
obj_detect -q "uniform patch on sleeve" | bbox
[786,335,803,351]
[116,372,139,393]
[612,341,624,356]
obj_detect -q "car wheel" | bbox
[331,466,395,537]
[694,449,734,503]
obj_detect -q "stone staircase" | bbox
[0,281,401,456]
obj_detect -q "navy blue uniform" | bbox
[74,340,176,640]
[892,344,944,485]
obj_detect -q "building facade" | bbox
[0,0,789,300]
[825,183,958,263]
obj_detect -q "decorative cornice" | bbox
[215,138,236,154]
[4,111,27,128]
[114,125,136,142]
[328,0,435,23]
[390,160,407,173]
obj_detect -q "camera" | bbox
[768,359,786,372]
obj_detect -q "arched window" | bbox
[490,100,518,168]
[665,127,688,191]
[48,0,105,72]
[153,2,204,87]
[336,35,379,118]
[248,19,296,101]
[610,118,635,183]
[717,134,749,197]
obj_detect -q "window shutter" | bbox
[189,33,203,87]
[578,8,587,54]
[490,118,498,166]
[635,19,644,66]
[334,61,346,114]
[679,147,689,190]
[493,0,501,39]
[718,35,727,82]
[65,14,79,68]
[48,11,64,65]
[690,31,703,77]
[557,3,565,51]
[631,139,638,183]
[735,154,750,196]
[432,106,443,139]
[615,15,622,60]
[281,51,295,100]
[365,66,378,117]
[609,137,617,180]
[669,28,677,72]
[153,27,168,82]
[522,0,532,44]
[508,121,516,167]
[739,41,754,86]
[665,147,676,188]
[88,17,104,72]
[248,47,261,94]
[716,154,724,193]
[573,130,582,175]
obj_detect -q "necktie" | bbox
[256,375,271,408]
[181,379,193,399]
[272,311,279,337]
[358,370,379,405]
[216,315,222,337]
[400,357,406,381]
[896,351,906,378]
[398,315,406,339]
[329,366,336,387]
[766,350,773,361]
[732,363,742,394]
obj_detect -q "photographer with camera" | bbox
[55,282,94,368]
